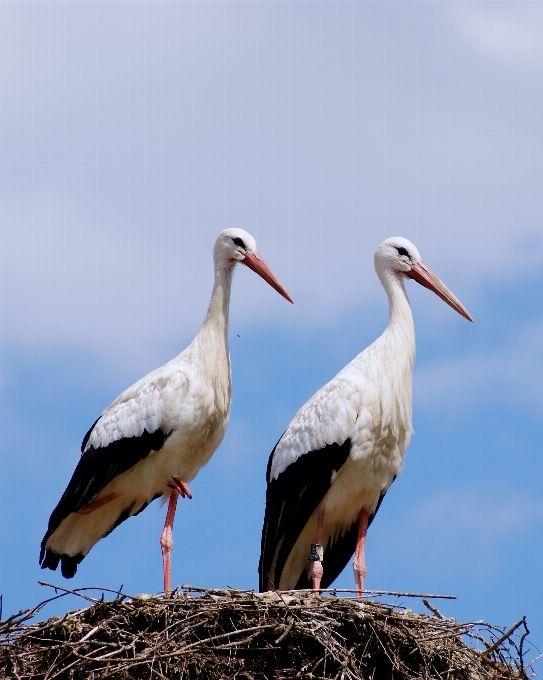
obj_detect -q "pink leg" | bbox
[353,508,369,598]
[160,493,178,593]
[310,509,325,592]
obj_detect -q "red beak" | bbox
[407,261,473,322]
[242,252,294,304]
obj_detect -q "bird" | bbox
[40,228,293,592]
[259,237,472,595]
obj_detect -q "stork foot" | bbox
[167,476,192,499]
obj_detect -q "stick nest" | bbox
[0,585,531,680]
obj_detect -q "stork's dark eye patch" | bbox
[396,247,409,257]
[232,237,246,249]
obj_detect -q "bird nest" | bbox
[0,584,533,680]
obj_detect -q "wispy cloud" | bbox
[2,2,543,368]
[456,4,543,69]
[375,485,543,578]
[414,320,543,418]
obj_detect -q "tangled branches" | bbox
[0,585,532,680]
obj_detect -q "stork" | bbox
[40,229,293,592]
[259,237,472,595]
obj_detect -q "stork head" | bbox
[375,237,473,322]
[214,228,294,303]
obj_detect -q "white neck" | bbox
[178,260,234,416]
[361,267,416,436]
[198,262,234,355]
[377,267,415,362]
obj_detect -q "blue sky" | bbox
[1,0,542,664]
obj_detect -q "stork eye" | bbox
[396,247,409,257]
[231,237,246,249]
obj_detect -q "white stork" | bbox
[259,237,472,594]
[40,228,293,592]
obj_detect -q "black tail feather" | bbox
[40,549,85,579]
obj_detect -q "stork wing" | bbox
[39,364,188,566]
[259,437,352,591]
[259,378,360,592]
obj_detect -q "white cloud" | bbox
[456,4,543,69]
[414,320,543,418]
[375,485,543,577]
[2,2,543,371]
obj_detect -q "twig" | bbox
[179,583,456,600]
[518,617,530,674]
[422,598,444,618]
[38,582,99,603]
[39,581,131,601]
[270,579,295,610]
[79,625,101,643]
[526,651,543,669]
[481,618,525,657]
[275,616,295,644]
[179,584,253,596]
[289,588,457,599]
[175,623,277,653]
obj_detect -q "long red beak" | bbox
[242,252,294,304]
[407,261,473,322]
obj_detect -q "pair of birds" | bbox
[40,229,472,594]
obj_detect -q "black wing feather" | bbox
[259,438,352,592]
[40,418,171,565]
